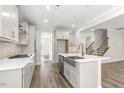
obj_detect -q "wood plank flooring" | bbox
[30,62,72,88]
[102,61,124,88]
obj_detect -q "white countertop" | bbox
[0,54,35,71]
[59,53,110,63]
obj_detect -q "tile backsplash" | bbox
[0,41,20,59]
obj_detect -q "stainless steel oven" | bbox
[58,55,64,75]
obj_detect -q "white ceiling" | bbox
[94,14,124,30]
[81,14,124,32]
[19,5,119,31]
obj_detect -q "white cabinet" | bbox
[19,22,29,45]
[23,63,30,88]
[64,60,98,88]
[64,61,79,87]
[0,57,35,88]
[0,5,19,42]
[56,31,69,39]
[64,62,70,80]
[70,70,78,88]
[0,69,22,88]
[23,60,35,88]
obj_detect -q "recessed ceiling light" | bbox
[46,6,50,11]
[44,19,48,23]
[72,24,75,27]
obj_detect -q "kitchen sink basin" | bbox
[64,56,85,67]
[67,56,84,59]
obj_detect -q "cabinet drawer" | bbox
[0,69,22,88]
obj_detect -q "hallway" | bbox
[30,62,72,88]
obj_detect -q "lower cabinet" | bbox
[64,61,98,88]
[0,61,35,88]
[23,61,35,88]
[70,70,78,88]
[64,62,79,88]
[0,69,22,88]
[23,63,32,88]
[79,61,98,88]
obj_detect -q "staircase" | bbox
[86,37,109,56]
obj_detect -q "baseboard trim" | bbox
[102,59,124,64]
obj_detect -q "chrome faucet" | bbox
[78,43,84,56]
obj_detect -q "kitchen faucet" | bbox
[78,43,84,56]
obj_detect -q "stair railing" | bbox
[86,41,95,54]
[93,37,109,53]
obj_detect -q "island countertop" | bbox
[59,53,110,63]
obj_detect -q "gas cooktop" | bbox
[9,54,31,59]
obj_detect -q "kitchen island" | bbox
[59,53,110,88]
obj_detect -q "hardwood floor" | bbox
[102,61,124,88]
[30,62,72,88]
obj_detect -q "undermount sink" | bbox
[64,56,85,67]
[67,56,85,59]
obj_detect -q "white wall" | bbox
[94,29,107,48]
[68,30,76,52]
[81,31,95,54]
[54,31,57,63]
[35,28,41,65]
[74,30,81,52]
[103,29,124,63]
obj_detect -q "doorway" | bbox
[41,32,53,63]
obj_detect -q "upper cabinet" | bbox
[19,21,29,45]
[56,31,69,40]
[0,5,19,43]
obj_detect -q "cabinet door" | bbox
[0,69,22,88]
[56,31,62,39]
[64,62,70,80]
[19,22,29,45]
[0,5,18,42]
[70,70,79,88]
[56,31,69,39]
[9,6,18,42]
[23,63,32,88]
[63,32,69,39]
[1,5,11,39]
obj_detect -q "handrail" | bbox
[93,37,109,52]
[86,41,94,50]
[86,37,109,55]
[86,41,95,54]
